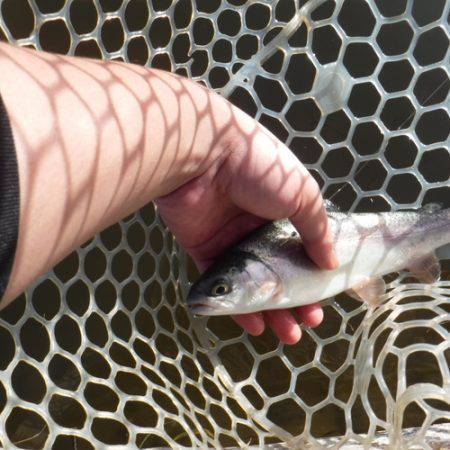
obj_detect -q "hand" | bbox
[0,43,334,318]
[156,104,338,345]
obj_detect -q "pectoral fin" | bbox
[408,253,441,283]
[260,280,281,297]
[347,277,386,305]
[244,257,284,303]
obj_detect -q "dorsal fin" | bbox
[421,202,443,214]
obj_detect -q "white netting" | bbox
[0,0,448,448]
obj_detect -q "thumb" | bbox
[222,130,338,270]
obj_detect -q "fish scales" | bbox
[187,209,450,315]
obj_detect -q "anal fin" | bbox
[347,277,386,306]
[408,253,441,284]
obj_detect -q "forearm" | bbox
[0,43,232,305]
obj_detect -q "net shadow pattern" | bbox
[0,0,449,448]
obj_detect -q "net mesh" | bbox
[0,0,449,448]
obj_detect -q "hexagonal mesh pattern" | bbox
[0,0,449,448]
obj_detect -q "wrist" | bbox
[151,73,238,198]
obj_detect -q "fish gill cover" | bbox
[0,0,449,448]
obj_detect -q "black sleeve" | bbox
[0,95,19,299]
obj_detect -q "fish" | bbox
[187,205,450,315]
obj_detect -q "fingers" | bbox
[289,174,339,270]
[222,128,338,271]
[296,303,324,328]
[264,309,301,344]
[232,313,265,336]
[233,304,323,345]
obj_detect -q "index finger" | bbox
[290,173,338,270]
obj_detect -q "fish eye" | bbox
[211,282,231,296]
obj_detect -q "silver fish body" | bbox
[187,208,450,315]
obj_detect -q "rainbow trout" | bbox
[187,206,450,315]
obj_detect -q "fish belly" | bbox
[272,211,450,308]
[282,235,431,307]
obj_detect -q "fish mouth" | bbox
[188,302,229,316]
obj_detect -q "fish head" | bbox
[187,251,282,315]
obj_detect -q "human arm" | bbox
[0,42,337,343]
[0,41,234,304]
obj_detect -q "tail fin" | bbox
[436,244,450,260]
